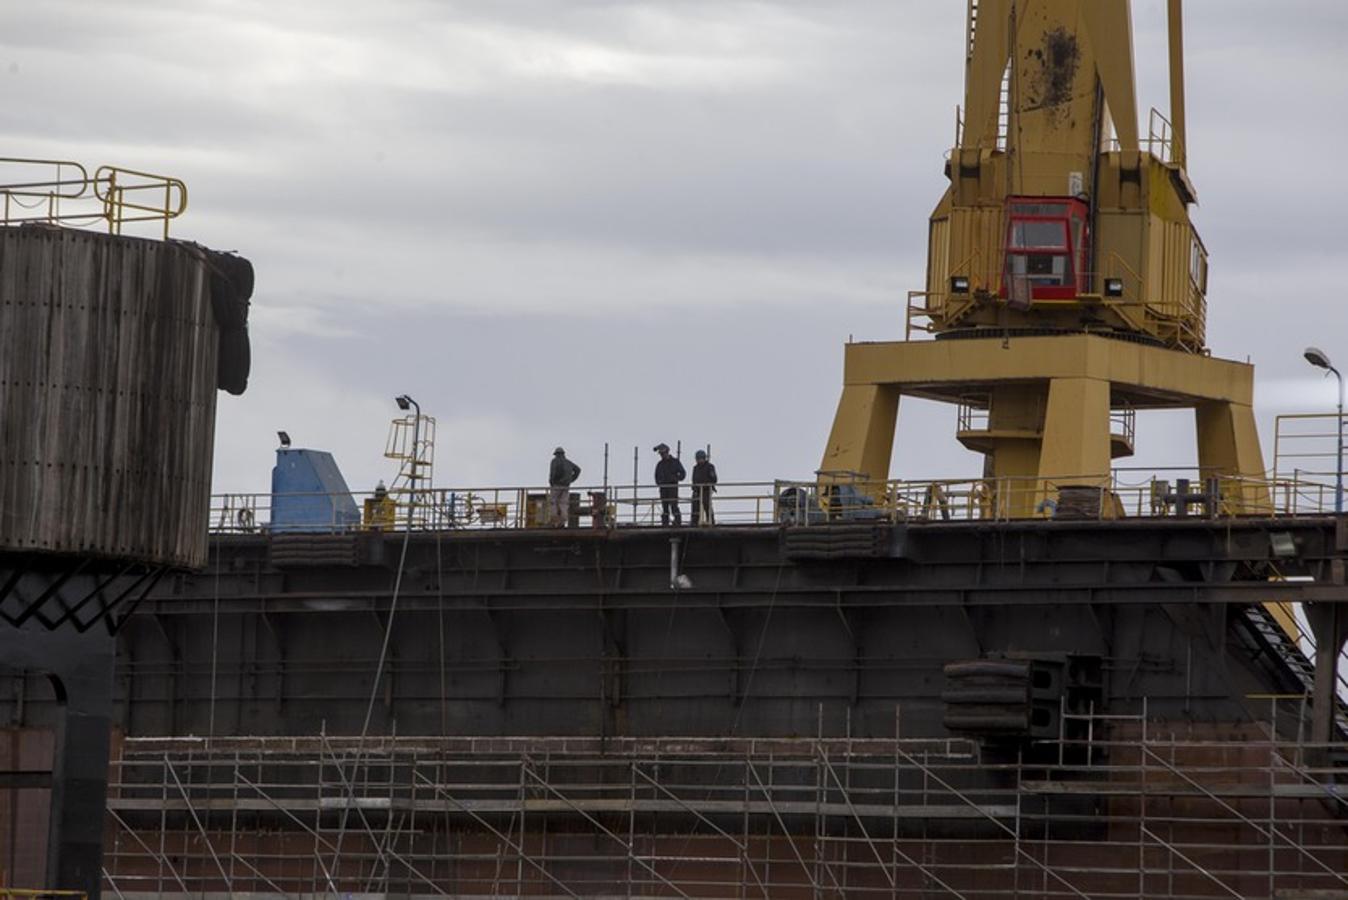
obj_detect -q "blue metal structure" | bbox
[269,448,361,532]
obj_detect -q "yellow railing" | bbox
[1101,108,1182,165]
[911,249,1191,345]
[0,157,186,239]
[954,397,1135,450]
[1146,107,1179,165]
[904,289,941,339]
[907,247,998,340]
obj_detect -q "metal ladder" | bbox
[967,0,979,60]
[1241,603,1348,738]
[964,0,1011,150]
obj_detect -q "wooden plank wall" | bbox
[0,225,219,568]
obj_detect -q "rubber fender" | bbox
[204,249,253,395]
[217,326,251,396]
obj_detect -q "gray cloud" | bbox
[5,1,1344,497]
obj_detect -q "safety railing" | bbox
[906,266,1178,345]
[955,395,990,433]
[1273,413,1348,507]
[1100,108,1183,166]
[1146,106,1179,165]
[954,398,1135,451]
[1111,402,1136,449]
[0,157,186,238]
[209,467,1340,535]
[904,289,942,339]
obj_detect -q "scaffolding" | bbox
[102,707,1348,899]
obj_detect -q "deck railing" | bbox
[210,469,1336,535]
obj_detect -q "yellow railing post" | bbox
[0,160,188,238]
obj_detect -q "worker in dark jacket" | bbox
[691,449,717,526]
[653,443,685,526]
[548,447,581,527]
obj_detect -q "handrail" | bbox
[93,165,188,239]
[1100,108,1182,165]
[954,397,1134,448]
[0,156,186,238]
[907,253,1195,346]
[209,468,1336,536]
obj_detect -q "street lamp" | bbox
[1304,347,1344,513]
[395,394,421,527]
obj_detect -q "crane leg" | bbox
[820,384,900,488]
[1195,401,1270,513]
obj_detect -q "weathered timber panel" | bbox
[0,225,219,567]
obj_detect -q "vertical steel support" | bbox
[0,619,115,897]
[1304,601,1348,747]
[1336,375,1344,513]
[1036,376,1112,515]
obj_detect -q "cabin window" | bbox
[1010,220,1067,250]
[1002,196,1090,300]
[1189,236,1208,294]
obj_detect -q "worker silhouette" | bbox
[691,449,717,526]
[548,447,581,527]
[653,443,685,526]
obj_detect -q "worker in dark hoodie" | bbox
[653,443,685,526]
[691,449,717,525]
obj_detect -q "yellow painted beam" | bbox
[1195,401,1272,512]
[962,0,1012,151]
[842,336,1254,406]
[1082,0,1140,150]
[820,383,900,483]
[1168,0,1187,168]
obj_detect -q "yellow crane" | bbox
[820,0,1268,518]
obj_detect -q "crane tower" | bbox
[821,0,1268,516]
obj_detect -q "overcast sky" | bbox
[5,0,1347,497]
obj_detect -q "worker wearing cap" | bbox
[548,447,581,527]
[653,443,685,526]
[691,449,717,526]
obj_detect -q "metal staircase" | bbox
[1241,603,1348,739]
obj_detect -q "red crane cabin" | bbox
[1000,196,1090,302]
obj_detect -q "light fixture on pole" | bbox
[395,394,421,527]
[1304,347,1343,513]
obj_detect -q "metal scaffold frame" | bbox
[101,705,1348,899]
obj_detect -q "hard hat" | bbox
[695,449,707,460]
[653,443,669,453]
[554,446,566,455]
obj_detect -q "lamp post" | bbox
[1304,347,1343,513]
[395,394,421,527]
